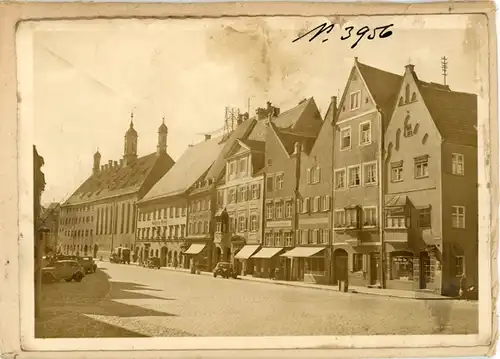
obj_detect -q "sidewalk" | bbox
[122,260,454,301]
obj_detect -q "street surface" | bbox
[37,262,478,337]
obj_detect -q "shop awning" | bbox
[251,247,284,259]
[281,246,326,258]
[234,245,260,259]
[183,243,206,255]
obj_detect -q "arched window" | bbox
[395,129,401,151]
[411,92,417,102]
[404,115,413,137]
[422,133,429,145]
[398,97,404,106]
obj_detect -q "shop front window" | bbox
[305,257,325,275]
[390,252,414,281]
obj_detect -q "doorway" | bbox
[419,251,431,289]
[333,249,348,284]
[370,253,380,285]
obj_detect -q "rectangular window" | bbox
[320,229,330,244]
[350,91,361,111]
[340,128,351,150]
[386,213,406,228]
[335,210,346,228]
[266,203,274,219]
[274,231,282,247]
[419,207,431,228]
[285,201,293,218]
[391,165,403,182]
[353,253,363,272]
[313,197,320,212]
[302,198,310,213]
[346,208,358,228]
[181,224,185,238]
[239,158,247,176]
[362,207,377,227]
[252,184,259,199]
[335,169,346,189]
[217,191,224,206]
[348,165,361,187]
[267,176,274,192]
[363,162,377,185]
[265,232,273,246]
[275,202,283,219]
[322,195,331,211]
[169,207,174,218]
[229,161,236,175]
[276,174,284,189]
[455,256,465,276]
[229,189,236,203]
[250,215,258,232]
[239,186,247,202]
[301,230,309,245]
[238,216,246,232]
[359,121,371,145]
[285,232,293,247]
[216,222,222,233]
[452,206,466,228]
[414,156,429,179]
[452,153,465,175]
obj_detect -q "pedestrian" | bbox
[459,272,467,300]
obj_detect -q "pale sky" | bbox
[31,14,485,204]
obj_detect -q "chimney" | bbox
[205,134,211,141]
[266,101,272,111]
[114,161,118,167]
[237,114,243,125]
[188,144,194,148]
[101,165,105,171]
[330,96,338,122]
[119,159,124,166]
[243,112,249,121]
[108,160,112,167]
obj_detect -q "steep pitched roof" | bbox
[417,82,477,147]
[141,136,225,202]
[64,152,174,205]
[203,118,256,181]
[272,125,316,156]
[240,139,266,153]
[246,98,322,141]
[356,61,403,127]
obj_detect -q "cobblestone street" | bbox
[36,262,478,338]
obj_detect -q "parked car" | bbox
[79,256,97,274]
[145,257,161,269]
[213,262,237,279]
[109,253,121,263]
[42,260,86,283]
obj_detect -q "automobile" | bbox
[42,260,86,283]
[79,256,97,274]
[213,262,237,279]
[109,253,121,263]
[145,257,161,269]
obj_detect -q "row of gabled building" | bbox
[57,57,478,296]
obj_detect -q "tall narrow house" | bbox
[332,58,402,287]
[383,64,478,296]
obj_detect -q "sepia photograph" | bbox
[5,3,495,356]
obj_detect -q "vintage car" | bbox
[213,262,237,279]
[79,256,97,274]
[145,257,161,269]
[42,260,86,283]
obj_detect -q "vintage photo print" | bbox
[1,1,497,358]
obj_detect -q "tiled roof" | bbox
[141,136,225,202]
[417,82,477,147]
[203,118,256,181]
[356,61,403,128]
[246,98,322,141]
[65,153,174,205]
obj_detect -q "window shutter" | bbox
[307,168,311,184]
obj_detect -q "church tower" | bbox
[93,148,101,174]
[124,112,138,166]
[157,117,168,156]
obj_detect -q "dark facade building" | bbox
[59,117,175,259]
[331,58,402,288]
[383,63,478,296]
[137,133,225,269]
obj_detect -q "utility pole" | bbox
[441,56,448,86]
